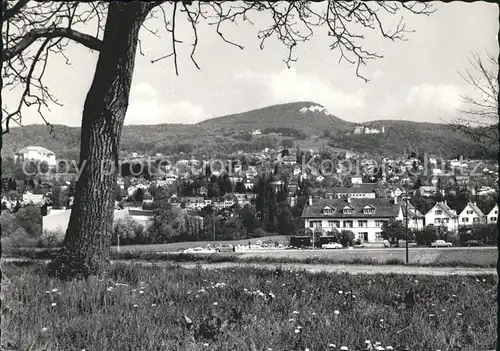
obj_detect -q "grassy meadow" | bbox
[1,261,497,351]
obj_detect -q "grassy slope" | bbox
[2,262,496,350]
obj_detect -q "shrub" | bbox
[38,230,65,248]
[2,227,38,248]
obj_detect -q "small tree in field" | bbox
[2,1,433,279]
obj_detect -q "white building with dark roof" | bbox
[458,202,485,226]
[15,146,56,166]
[424,201,459,233]
[487,204,498,224]
[301,196,405,243]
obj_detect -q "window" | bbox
[434,218,441,224]
[343,209,353,214]
[375,220,386,227]
[435,210,442,215]
[333,220,341,227]
[375,232,383,241]
[442,218,449,224]
[359,232,368,241]
[358,220,368,227]
[328,220,336,227]
[473,218,479,223]
[467,210,473,214]
[343,221,353,228]
[495,210,498,215]
[309,221,321,228]
[462,217,469,223]
[363,208,374,214]
[491,217,497,222]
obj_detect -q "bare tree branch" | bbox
[2,27,102,62]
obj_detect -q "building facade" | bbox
[458,202,485,226]
[424,201,459,233]
[301,196,403,243]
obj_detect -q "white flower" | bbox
[328,344,336,348]
[294,329,300,334]
[282,283,286,286]
[51,288,58,293]
[51,303,57,307]
[107,287,114,292]
[334,310,340,316]
[269,292,276,299]
[151,304,157,307]
[203,343,209,347]
[385,347,394,351]
[311,312,317,316]
[457,312,463,317]
[45,291,50,294]
[379,319,384,322]
[41,327,48,332]
[133,304,138,308]
[375,346,385,351]
[429,314,435,317]
[451,294,456,298]
[365,340,371,344]
[340,347,349,351]
[292,311,299,314]
[139,290,144,294]
[305,348,310,351]
[213,302,218,306]
[289,319,295,322]
[338,290,343,294]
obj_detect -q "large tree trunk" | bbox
[50,2,150,279]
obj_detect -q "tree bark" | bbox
[50,2,150,279]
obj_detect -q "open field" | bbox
[1,261,497,350]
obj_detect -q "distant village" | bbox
[2,141,498,244]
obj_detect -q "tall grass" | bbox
[1,262,497,350]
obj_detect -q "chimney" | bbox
[347,196,351,204]
[308,196,313,206]
[394,195,398,205]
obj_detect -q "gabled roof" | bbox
[488,204,498,215]
[459,202,485,217]
[401,199,424,218]
[427,201,458,218]
[302,198,401,219]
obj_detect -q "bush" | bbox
[112,217,145,246]
[1,227,38,248]
[38,230,65,248]
[415,226,438,246]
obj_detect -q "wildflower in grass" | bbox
[292,311,299,314]
[311,312,316,316]
[305,348,310,351]
[133,304,138,308]
[334,310,340,316]
[107,287,114,292]
[441,309,446,312]
[51,288,58,293]
[340,346,348,351]
[282,283,286,286]
[338,290,343,294]
[375,346,385,351]
[289,319,295,322]
[187,291,191,294]
[414,280,419,283]
[132,289,136,292]
[51,303,57,307]
[45,291,50,294]
[269,292,276,299]
[451,294,457,298]
[41,327,48,332]
[151,304,157,307]
[294,329,300,334]
[457,312,463,317]
[380,319,384,322]
[429,314,435,317]
[385,347,394,351]
[328,344,336,348]
[139,290,144,294]
[213,302,218,306]
[203,343,209,347]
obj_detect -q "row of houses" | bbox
[301,195,498,243]
[170,193,257,210]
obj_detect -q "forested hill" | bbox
[1,102,495,160]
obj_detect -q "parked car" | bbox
[430,240,452,248]
[216,244,234,252]
[183,247,217,254]
[464,239,484,247]
[322,242,343,249]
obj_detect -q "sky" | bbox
[3,1,499,127]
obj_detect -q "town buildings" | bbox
[14,146,57,167]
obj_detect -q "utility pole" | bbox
[405,186,409,264]
[213,207,216,246]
